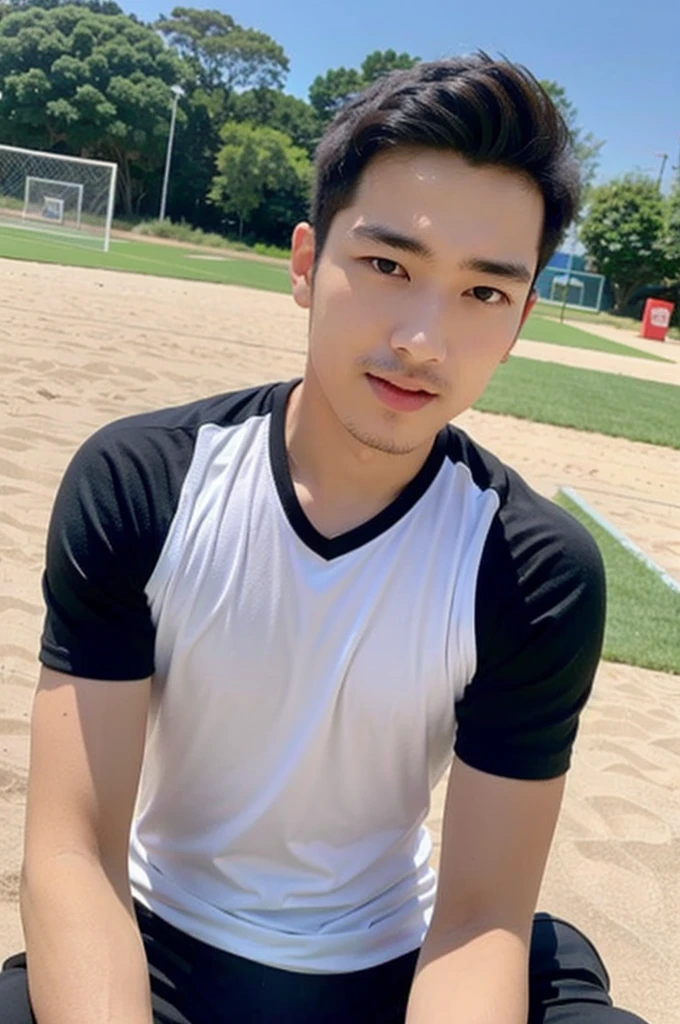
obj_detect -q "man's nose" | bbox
[389,301,447,363]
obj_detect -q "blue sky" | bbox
[128,0,680,188]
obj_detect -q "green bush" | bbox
[111,217,141,232]
[132,219,200,242]
[253,241,291,259]
[0,196,24,212]
[200,232,226,247]
[127,219,290,259]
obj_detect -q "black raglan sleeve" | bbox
[454,480,606,781]
[40,384,280,682]
[40,418,196,681]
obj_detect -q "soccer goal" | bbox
[0,144,117,251]
[23,177,84,228]
[536,265,606,313]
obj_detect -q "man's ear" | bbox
[500,289,538,363]
[290,222,315,310]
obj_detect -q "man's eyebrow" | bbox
[348,226,533,284]
[460,257,533,284]
[348,224,434,260]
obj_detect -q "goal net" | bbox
[23,178,83,228]
[0,145,117,251]
[535,265,606,313]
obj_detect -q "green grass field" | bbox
[557,492,680,675]
[535,298,680,343]
[475,358,679,449]
[519,314,669,362]
[0,224,291,292]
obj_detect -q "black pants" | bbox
[0,904,648,1023]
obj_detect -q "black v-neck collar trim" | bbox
[269,379,449,561]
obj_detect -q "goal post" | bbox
[0,145,117,252]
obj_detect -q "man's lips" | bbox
[365,373,438,412]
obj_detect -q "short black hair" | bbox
[311,53,580,275]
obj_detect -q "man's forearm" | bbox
[406,922,529,1024]
[21,851,153,1024]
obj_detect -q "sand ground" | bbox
[1,258,678,1022]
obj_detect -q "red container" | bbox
[640,298,674,341]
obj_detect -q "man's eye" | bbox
[369,258,407,278]
[469,286,507,305]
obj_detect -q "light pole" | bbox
[559,223,578,323]
[655,152,668,191]
[159,84,185,222]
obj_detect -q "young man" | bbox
[1,55,648,1024]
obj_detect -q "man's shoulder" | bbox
[89,381,281,447]
[444,424,601,572]
[51,381,285,555]
[68,381,283,483]
[449,428,606,782]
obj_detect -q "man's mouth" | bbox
[365,373,438,412]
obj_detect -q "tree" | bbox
[227,88,321,157]
[155,7,288,92]
[172,86,320,235]
[664,173,680,324]
[309,49,419,123]
[209,121,310,239]
[362,48,420,83]
[1,0,124,14]
[309,65,363,123]
[0,4,186,213]
[541,80,604,198]
[580,175,669,311]
[665,172,680,275]
[154,7,290,230]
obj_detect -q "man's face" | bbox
[291,148,543,455]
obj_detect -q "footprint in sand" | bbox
[587,796,671,844]
[0,767,26,800]
[0,720,29,737]
[563,839,667,932]
[0,870,21,903]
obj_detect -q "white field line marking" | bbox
[560,486,680,594]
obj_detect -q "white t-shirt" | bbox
[41,379,605,973]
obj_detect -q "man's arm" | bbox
[20,666,152,1024]
[406,757,565,1024]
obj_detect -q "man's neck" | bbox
[284,371,436,539]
